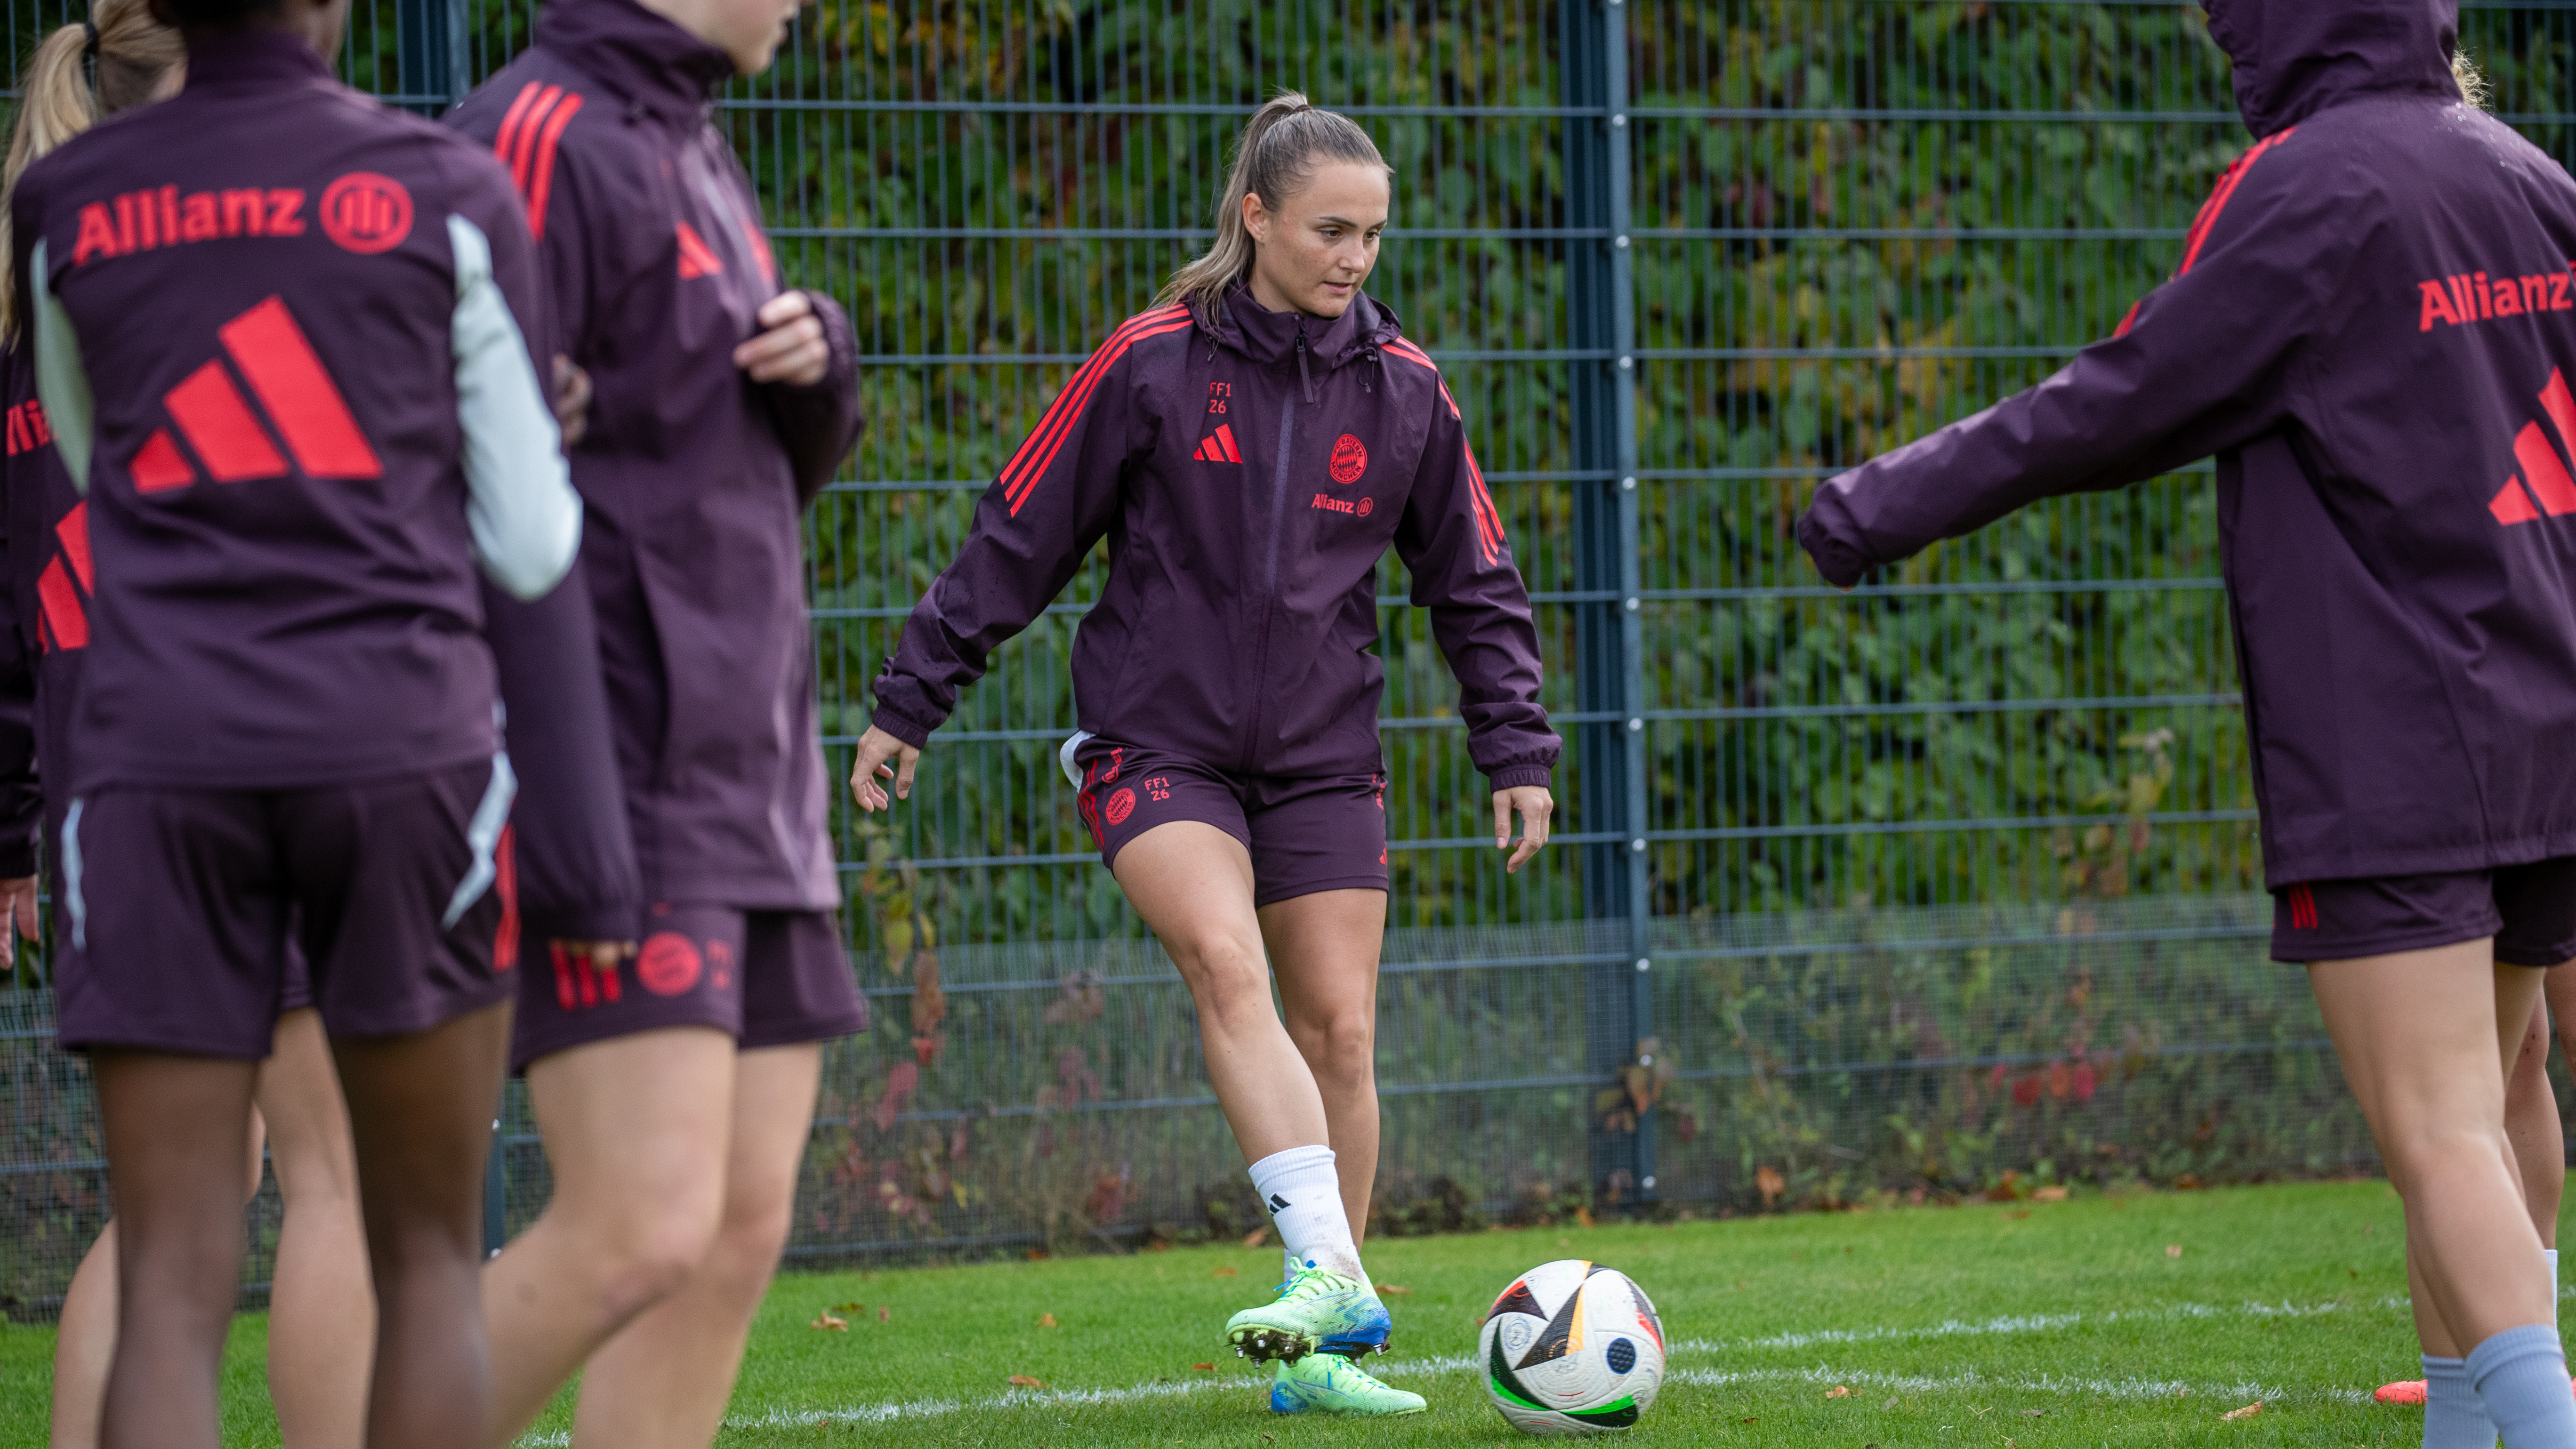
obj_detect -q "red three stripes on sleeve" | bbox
[1381,339,1508,566]
[998,306,1193,517]
[492,81,585,239]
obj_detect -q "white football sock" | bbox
[1248,1145,1364,1282]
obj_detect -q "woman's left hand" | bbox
[1492,786,1554,874]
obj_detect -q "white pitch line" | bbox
[1671,1363,2371,1408]
[1682,1294,2397,1354]
[514,1292,2413,1443]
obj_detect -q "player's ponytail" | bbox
[0,0,183,338]
[1157,92,1390,323]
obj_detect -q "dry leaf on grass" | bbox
[809,1312,848,1331]
[1376,1284,1415,1296]
[1037,1313,1058,1328]
[2032,1185,2069,1201]
[2166,1244,2184,1258]
[1825,1385,1851,1398]
[878,1306,890,1322]
[2221,1401,2263,1421]
[1212,1266,1239,1278]
[1008,1374,1046,1389]
[1241,1228,1271,1248]
[830,1301,864,1313]
[1192,1363,1216,1372]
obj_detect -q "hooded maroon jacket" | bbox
[447,0,861,914]
[1797,0,2576,887]
[871,287,1557,789]
[0,350,64,879]
[7,29,638,938]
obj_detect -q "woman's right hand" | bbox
[848,725,922,812]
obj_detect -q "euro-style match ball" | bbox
[1479,1260,1666,1433]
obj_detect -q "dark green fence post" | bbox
[483,1117,505,1258]
[1565,0,1653,1211]
[394,0,469,113]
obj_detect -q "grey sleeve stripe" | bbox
[441,750,518,929]
[448,214,580,601]
[29,240,95,494]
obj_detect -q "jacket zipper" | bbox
[1243,376,1300,772]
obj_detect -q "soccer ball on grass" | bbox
[1477,1259,1666,1433]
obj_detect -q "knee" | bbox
[1174,935,1272,1026]
[582,1196,724,1320]
[699,1194,797,1300]
[1293,1009,1376,1087]
[2380,1120,2507,1191]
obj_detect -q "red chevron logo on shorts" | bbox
[127,295,382,496]
[2490,368,2576,524]
[1193,422,1241,464]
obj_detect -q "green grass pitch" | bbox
[0,1178,2518,1446]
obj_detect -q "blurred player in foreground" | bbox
[1798,2,2576,1445]
[0,7,379,1445]
[445,0,865,1442]
[849,92,1557,1416]
[11,0,634,1440]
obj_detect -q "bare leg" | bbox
[48,1222,115,1449]
[1264,889,1387,1248]
[90,1050,259,1449]
[330,1001,512,1449]
[2507,996,2563,1248]
[1112,822,1328,1164]
[567,1044,822,1449]
[56,1097,271,1449]
[257,1008,372,1449]
[2314,944,2553,1357]
[481,1027,736,1448]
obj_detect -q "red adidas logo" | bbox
[1193,423,1241,464]
[2490,369,2576,524]
[676,221,724,280]
[35,502,89,652]
[129,296,381,496]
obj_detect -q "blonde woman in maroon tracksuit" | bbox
[852,95,1558,1416]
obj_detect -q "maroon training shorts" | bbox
[510,902,868,1071]
[2271,856,2576,966]
[1071,738,1388,907]
[56,760,515,1058]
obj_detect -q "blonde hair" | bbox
[1156,92,1390,322]
[2454,49,2491,111]
[0,0,182,337]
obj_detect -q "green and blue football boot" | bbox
[1224,1261,1393,1362]
[1269,1352,1428,1416]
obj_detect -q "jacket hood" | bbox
[2203,0,2459,137]
[534,0,736,127]
[1210,286,1406,369]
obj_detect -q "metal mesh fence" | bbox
[3,0,2573,1313]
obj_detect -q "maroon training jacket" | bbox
[871,287,1557,789]
[1797,0,2576,887]
[447,0,861,915]
[8,28,637,937]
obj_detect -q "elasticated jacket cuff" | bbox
[1487,764,1555,791]
[1795,505,1873,589]
[869,706,933,749]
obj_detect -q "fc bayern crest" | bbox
[1329,433,1368,484]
